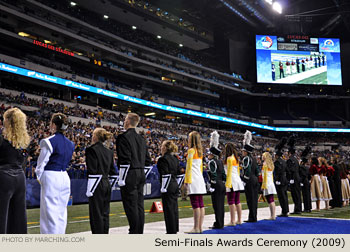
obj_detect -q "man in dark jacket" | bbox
[299,158,312,213]
[116,113,152,234]
[287,148,302,214]
[274,150,289,217]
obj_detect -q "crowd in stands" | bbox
[1,87,350,183]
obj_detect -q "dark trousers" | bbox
[211,181,225,228]
[301,180,311,211]
[290,182,302,213]
[244,175,259,222]
[276,183,289,215]
[0,169,27,234]
[120,169,145,234]
[161,180,179,234]
[89,179,111,234]
[280,69,284,78]
[330,178,342,208]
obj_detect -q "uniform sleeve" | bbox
[157,157,169,176]
[176,158,182,175]
[184,148,195,184]
[109,153,117,176]
[116,135,131,167]
[145,144,152,167]
[85,147,98,175]
[286,159,293,180]
[35,139,53,181]
[225,157,233,188]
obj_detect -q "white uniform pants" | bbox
[40,170,71,234]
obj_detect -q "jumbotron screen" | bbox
[256,35,342,85]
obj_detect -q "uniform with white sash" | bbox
[35,132,74,234]
[116,128,152,234]
[241,154,259,222]
[157,153,181,234]
[86,142,116,234]
[208,157,226,229]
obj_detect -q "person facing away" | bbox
[86,127,117,234]
[0,108,30,234]
[116,112,152,234]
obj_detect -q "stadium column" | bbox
[63,88,71,100]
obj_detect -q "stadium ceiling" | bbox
[74,0,350,41]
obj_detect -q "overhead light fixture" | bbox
[179,43,183,47]
[44,40,52,44]
[145,112,156,116]
[132,25,137,30]
[103,15,109,19]
[272,2,282,14]
[18,32,30,37]
[264,0,273,5]
[157,35,162,39]
[70,2,76,6]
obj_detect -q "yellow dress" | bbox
[184,148,206,195]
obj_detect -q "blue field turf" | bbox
[203,217,350,234]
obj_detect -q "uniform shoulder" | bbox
[188,148,195,154]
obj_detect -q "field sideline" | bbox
[26,193,349,234]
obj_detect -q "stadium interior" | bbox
[0,0,350,230]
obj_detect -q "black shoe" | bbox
[290,212,301,214]
[277,214,288,217]
[244,220,257,223]
[208,226,221,229]
[305,210,312,213]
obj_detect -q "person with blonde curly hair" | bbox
[0,108,30,234]
[35,113,75,234]
[261,152,277,220]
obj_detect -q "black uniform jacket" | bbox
[274,157,288,185]
[116,128,151,169]
[86,142,116,177]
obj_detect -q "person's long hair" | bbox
[262,152,274,171]
[225,142,239,163]
[188,131,203,157]
[3,108,30,149]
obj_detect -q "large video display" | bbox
[256,35,342,85]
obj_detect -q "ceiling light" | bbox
[132,25,137,30]
[70,2,76,6]
[103,15,109,19]
[18,32,30,37]
[179,43,183,47]
[272,2,282,14]
[157,35,161,39]
[145,112,155,116]
[264,0,273,5]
